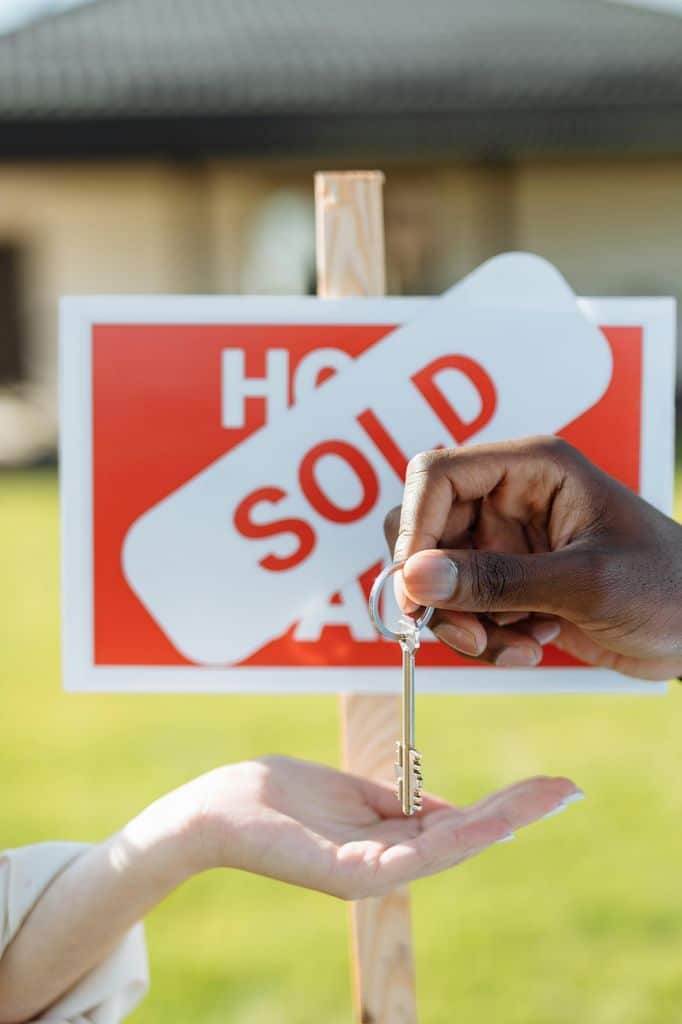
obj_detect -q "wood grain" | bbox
[315,170,417,1024]
[315,171,387,298]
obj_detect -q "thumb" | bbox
[402,548,579,617]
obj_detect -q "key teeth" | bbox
[409,747,424,813]
[394,742,403,803]
[395,745,424,813]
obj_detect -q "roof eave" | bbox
[2,106,682,160]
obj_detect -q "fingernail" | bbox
[529,621,561,646]
[433,622,483,656]
[495,646,541,667]
[563,790,585,805]
[404,552,458,603]
[542,803,567,820]
[495,832,516,844]
[493,612,529,626]
[393,570,419,614]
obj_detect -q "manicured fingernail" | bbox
[529,621,561,645]
[495,646,541,667]
[540,802,565,819]
[404,552,457,603]
[542,803,567,820]
[433,622,483,656]
[563,790,585,805]
[495,832,516,844]
[393,570,419,614]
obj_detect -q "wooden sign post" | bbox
[315,171,418,1024]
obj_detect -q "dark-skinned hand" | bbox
[385,437,682,681]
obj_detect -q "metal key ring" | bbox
[368,560,434,642]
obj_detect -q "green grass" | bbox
[2,468,682,1024]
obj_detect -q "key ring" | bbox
[368,560,435,642]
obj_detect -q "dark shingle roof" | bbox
[2,0,682,157]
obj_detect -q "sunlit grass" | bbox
[2,467,681,1023]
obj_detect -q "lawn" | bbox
[2,468,682,1024]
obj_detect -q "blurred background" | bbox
[2,0,682,1021]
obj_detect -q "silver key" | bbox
[396,622,423,815]
[368,561,434,816]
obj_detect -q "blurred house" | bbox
[1,0,682,464]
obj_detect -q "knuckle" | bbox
[250,756,279,788]
[405,448,447,481]
[530,435,574,463]
[469,553,522,609]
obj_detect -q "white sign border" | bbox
[60,295,675,695]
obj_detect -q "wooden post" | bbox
[315,171,418,1024]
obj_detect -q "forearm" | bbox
[0,790,197,1023]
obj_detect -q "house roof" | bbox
[2,0,682,157]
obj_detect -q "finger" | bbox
[517,615,562,647]
[393,439,567,565]
[478,621,542,667]
[438,774,571,823]
[483,617,562,666]
[411,774,561,831]
[416,776,580,835]
[489,612,530,626]
[383,505,402,551]
[402,547,582,617]
[374,775,583,890]
[433,618,543,667]
[462,775,582,829]
[393,566,419,615]
[385,500,475,558]
[475,497,530,555]
[383,506,420,612]
[429,610,488,657]
[386,504,474,615]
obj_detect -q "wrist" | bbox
[115,763,256,882]
[143,764,251,876]
[173,762,260,874]
[113,785,205,892]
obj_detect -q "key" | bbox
[367,561,434,817]
[395,621,423,815]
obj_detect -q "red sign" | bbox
[60,262,674,692]
[92,321,642,671]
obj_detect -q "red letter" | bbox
[357,409,409,480]
[233,486,316,571]
[299,440,379,524]
[412,355,497,444]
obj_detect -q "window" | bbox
[0,244,25,385]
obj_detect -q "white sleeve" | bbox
[0,843,149,1024]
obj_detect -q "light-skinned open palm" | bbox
[189,756,583,899]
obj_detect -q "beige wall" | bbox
[0,163,269,397]
[516,158,682,304]
[0,154,679,455]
